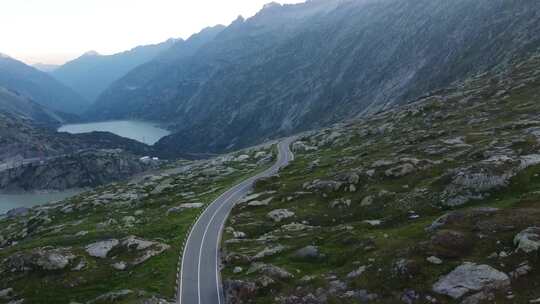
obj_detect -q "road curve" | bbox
[177,138,295,304]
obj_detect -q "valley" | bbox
[1,0,540,303]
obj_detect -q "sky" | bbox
[0,0,305,65]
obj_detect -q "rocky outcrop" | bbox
[2,247,76,272]
[85,236,170,268]
[267,209,295,222]
[0,149,153,191]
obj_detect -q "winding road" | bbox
[178,138,295,304]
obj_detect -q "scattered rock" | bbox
[426,256,443,265]
[247,197,273,207]
[347,265,367,278]
[267,209,295,222]
[329,198,351,208]
[112,261,127,271]
[0,288,14,300]
[361,196,373,206]
[363,220,382,226]
[87,289,133,304]
[514,227,540,253]
[293,246,322,260]
[253,244,286,260]
[385,163,416,178]
[432,263,510,299]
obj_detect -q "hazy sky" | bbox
[0,0,305,65]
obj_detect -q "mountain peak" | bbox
[0,52,12,59]
[263,2,281,10]
[82,50,100,57]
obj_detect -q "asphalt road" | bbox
[178,138,295,304]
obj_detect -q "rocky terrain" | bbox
[0,149,155,191]
[221,52,540,303]
[0,144,275,303]
[89,0,540,156]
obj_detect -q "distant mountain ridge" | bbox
[0,54,88,114]
[87,0,540,156]
[51,39,177,102]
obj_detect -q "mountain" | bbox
[32,63,59,73]
[51,39,177,102]
[85,25,225,120]
[0,54,89,114]
[87,0,540,157]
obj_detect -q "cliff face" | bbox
[0,150,153,191]
[89,0,540,156]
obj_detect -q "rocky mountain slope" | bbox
[51,39,176,102]
[89,0,540,156]
[85,25,224,120]
[220,52,540,303]
[0,54,88,114]
[0,86,71,126]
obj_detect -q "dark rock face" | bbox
[0,149,153,191]
[90,0,540,156]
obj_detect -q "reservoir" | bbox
[0,189,83,215]
[58,120,170,145]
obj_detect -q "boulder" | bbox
[304,180,343,192]
[361,196,373,206]
[514,227,540,253]
[88,289,133,303]
[253,244,286,260]
[247,197,273,207]
[85,239,120,258]
[179,203,204,209]
[247,262,293,279]
[426,256,443,265]
[385,163,416,178]
[293,246,321,260]
[432,263,510,299]
[267,209,295,222]
[347,265,367,278]
[329,198,351,208]
[0,288,14,300]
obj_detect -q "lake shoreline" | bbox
[0,188,86,215]
[58,120,171,145]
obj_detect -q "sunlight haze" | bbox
[0,0,305,65]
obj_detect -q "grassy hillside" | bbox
[221,53,540,303]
